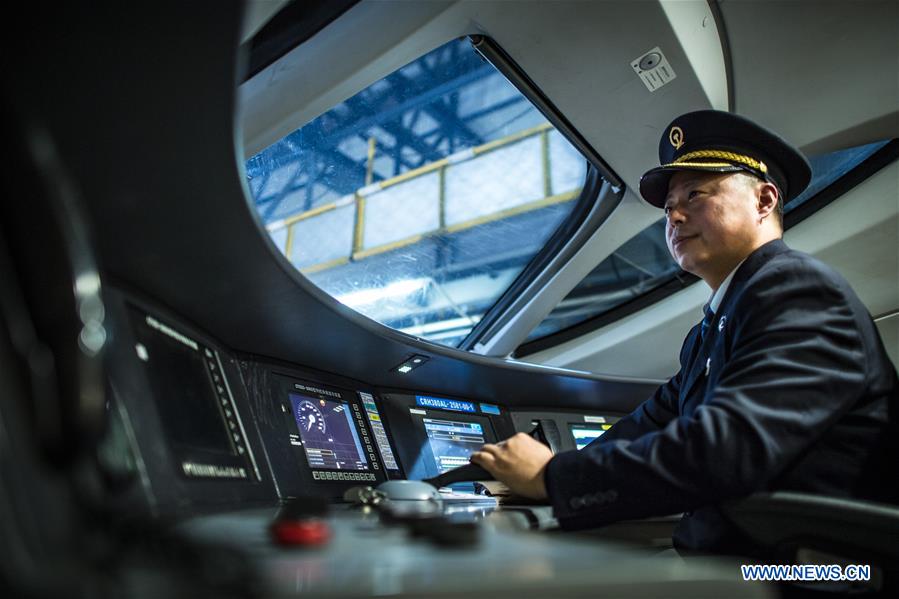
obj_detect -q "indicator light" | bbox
[391,354,429,374]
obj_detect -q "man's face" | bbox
[664,171,762,286]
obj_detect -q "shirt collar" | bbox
[707,257,746,314]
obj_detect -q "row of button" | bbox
[371,428,398,470]
[204,347,246,456]
[312,470,376,481]
[359,394,399,470]
[351,402,381,470]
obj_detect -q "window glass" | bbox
[246,39,588,347]
[525,140,891,343]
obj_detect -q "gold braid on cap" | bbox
[663,149,768,174]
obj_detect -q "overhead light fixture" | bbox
[392,354,429,374]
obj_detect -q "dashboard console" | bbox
[103,286,635,513]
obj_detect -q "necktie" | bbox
[700,304,714,342]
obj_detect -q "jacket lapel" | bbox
[679,325,715,412]
[678,239,791,410]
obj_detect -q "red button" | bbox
[270,519,331,546]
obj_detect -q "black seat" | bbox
[723,491,899,593]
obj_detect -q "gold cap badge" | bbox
[669,126,684,149]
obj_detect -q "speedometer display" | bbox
[296,400,326,435]
[289,393,369,471]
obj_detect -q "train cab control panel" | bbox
[102,285,633,514]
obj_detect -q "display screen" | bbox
[423,418,486,473]
[570,424,610,450]
[290,393,369,470]
[135,315,234,455]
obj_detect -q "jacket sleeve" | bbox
[544,259,868,528]
[591,379,679,445]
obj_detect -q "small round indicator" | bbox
[270,519,331,546]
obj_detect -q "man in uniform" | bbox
[470,110,899,555]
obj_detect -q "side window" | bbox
[246,39,589,347]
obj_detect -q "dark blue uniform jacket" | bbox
[544,239,899,554]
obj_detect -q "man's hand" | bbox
[469,433,553,500]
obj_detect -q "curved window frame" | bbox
[514,138,899,358]
[243,0,360,81]
[457,36,623,351]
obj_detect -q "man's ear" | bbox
[757,181,779,221]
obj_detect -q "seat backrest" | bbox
[723,491,899,592]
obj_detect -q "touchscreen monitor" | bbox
[130,309,259,481]
[289,393,369,471]
[422,417,486,473]
[570,423,610,450]
[135,314,233,455]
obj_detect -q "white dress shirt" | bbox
[707,257,747,315]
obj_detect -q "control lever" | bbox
[422,462,492,488]
[422,423,551,488]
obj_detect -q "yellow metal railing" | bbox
[266,121,581,275]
